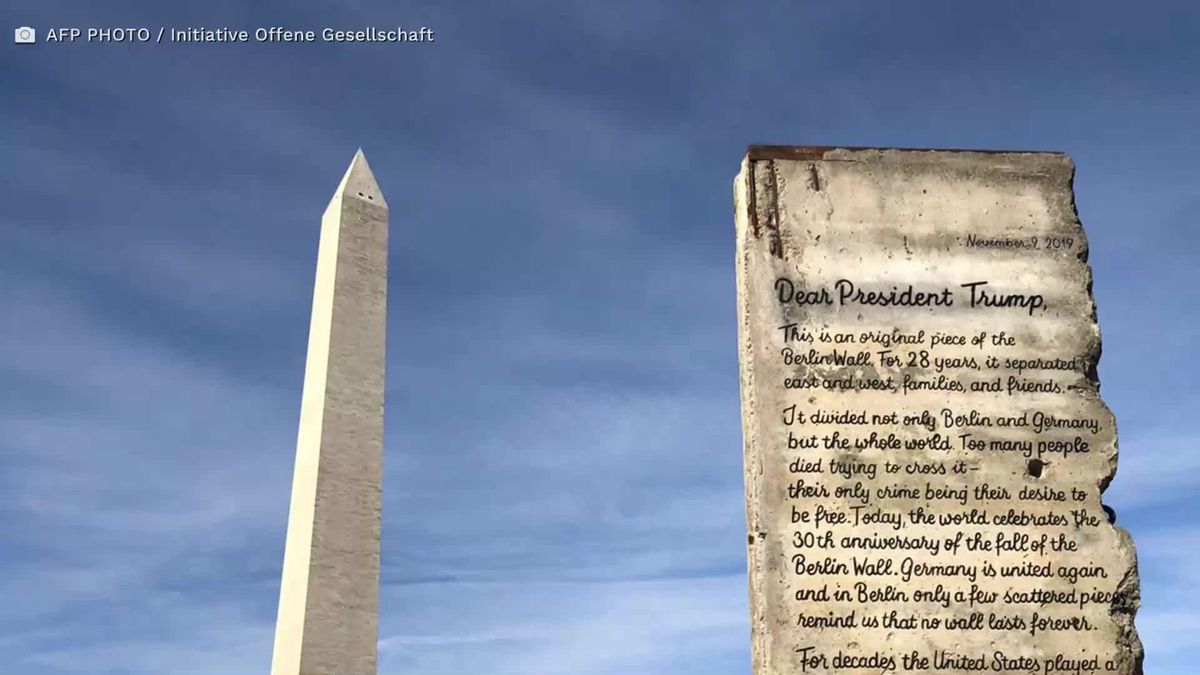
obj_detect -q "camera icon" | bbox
[15,26,36,44]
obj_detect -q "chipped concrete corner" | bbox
[734,146,1143,674]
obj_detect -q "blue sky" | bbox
[1,2,1196,674]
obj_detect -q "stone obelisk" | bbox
[271,150,387,675]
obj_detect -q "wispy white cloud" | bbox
[1129,527,1200,670]
[1103,432,1200,512]
[378,576,747,675]
[14,598,274,675]
[0,273,292,658]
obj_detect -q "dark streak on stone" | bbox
[747,161,760,237]
[745,158,785,260]
[763,160,785,259]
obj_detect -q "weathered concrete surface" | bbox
[271,150,388,675]
[735,147,1142,674]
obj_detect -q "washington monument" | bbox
[270,150,388,675]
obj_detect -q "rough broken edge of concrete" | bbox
[734,154,768,672]
[1061,158,1145,675]
[733,145,1144,674]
